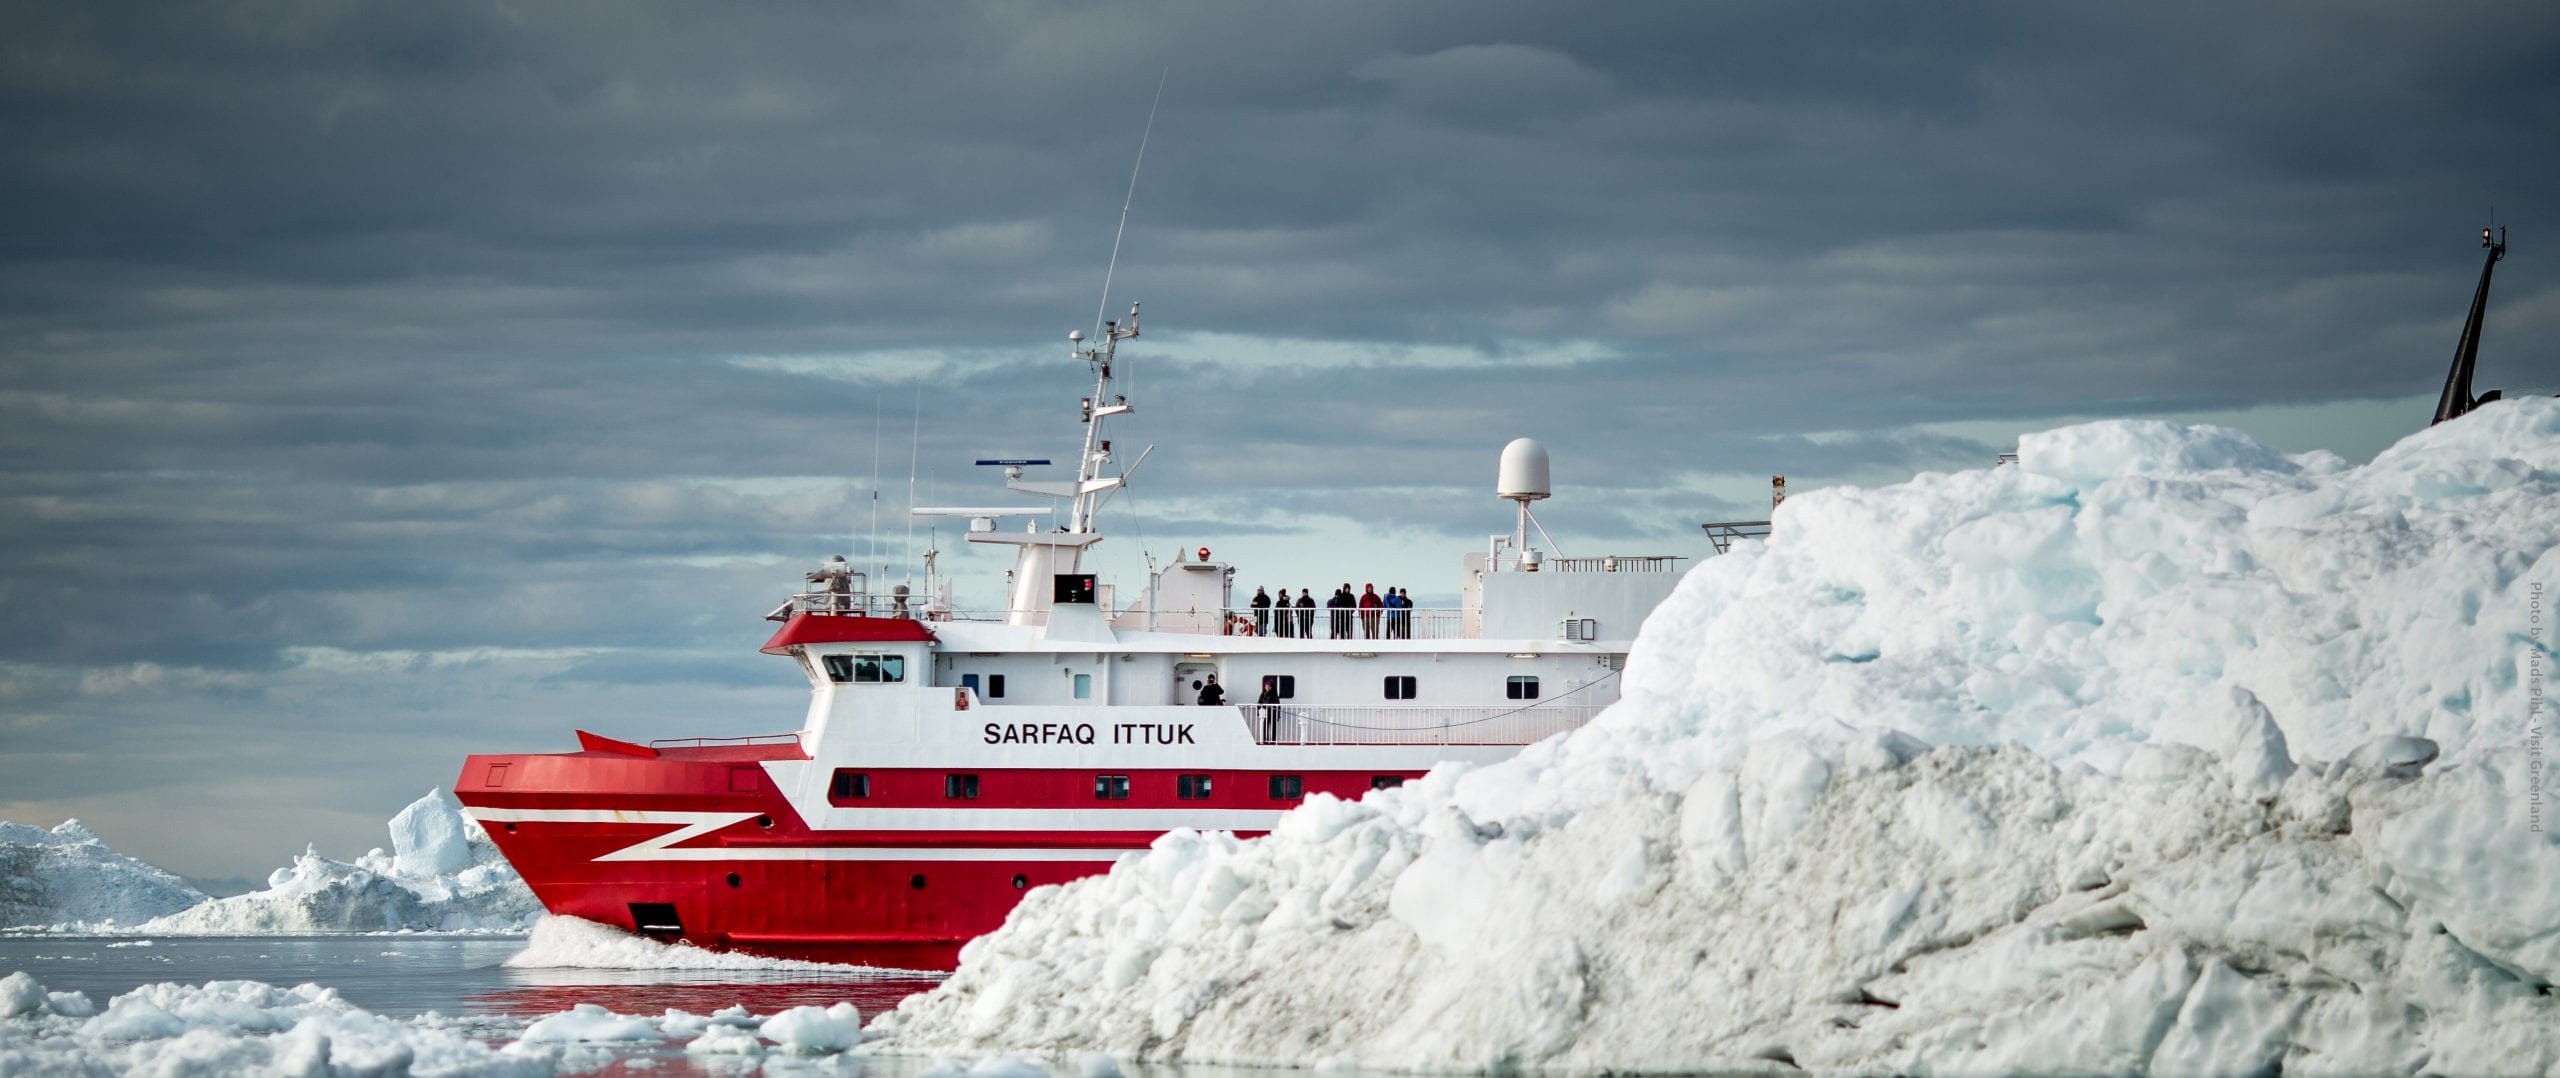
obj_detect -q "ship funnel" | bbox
[1497,438,1551,501]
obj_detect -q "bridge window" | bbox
[1269,774,1304,800]
[1371,775,1405,790]
[826,653,907,684]
[830,770,870,801]
[1094,774,1130,800]
[987,674,1005,698]
[1383,675,1417,700]
[1177,774,1213,800]
[1506,675,1541,700]
[944,773,980,800]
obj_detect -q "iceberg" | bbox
[870,401,2560,1074]
[136,789,541,935]
[0,820,208,931]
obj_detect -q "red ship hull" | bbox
[456,738,1415,970]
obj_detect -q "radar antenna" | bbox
[2432,224,2509,426]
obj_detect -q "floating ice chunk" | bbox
[1,971,47,1017]
[0,973,540,1075]
[685,1022,766,1056]
[761,1001,862,1054]
[517,1002,659,1043]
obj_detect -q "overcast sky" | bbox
[3,1,2555,883]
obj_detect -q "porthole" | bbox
[1012,874,1029,890]
[503,823,517,833]
[756,815,774,828]
[726,872,742,889]
[910,874,927,890]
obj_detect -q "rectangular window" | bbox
[1269,774,1304,800]
[1258,674,1296,700]
[1371,775,1406,790]
[1093,774,1130,800]
[1073,673,1092,699]
[1177,774,1213,800]
[960,673,980,693]
[987,674,1006,699]
[830,653,907,684]
[944,773,980,800]
[1506,675,1541,700]
[1383,675,1417,700]
[830,770,871,801]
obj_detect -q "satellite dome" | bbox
[1497,438,1552,501]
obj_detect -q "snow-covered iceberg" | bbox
[871,401,2560,1074]
[137,789,540,935]
[0,820,208,931]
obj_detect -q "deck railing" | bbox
[1699,520,1772,554]
[1217,606,1462,641]
[1234,703,1606,747]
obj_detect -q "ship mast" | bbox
[1066,307,1140,532]
[2432,225,2508,426]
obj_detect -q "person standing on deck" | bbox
[1251,586,1272,635]
[1328,585,1352,639]
[1296,588,1316,637]
[1198,674,1225,706]
[1257,677,1282,741]
[1359,584,1383,639]
[1383,586,1405,638]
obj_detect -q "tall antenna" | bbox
[904,384,922,583]
[1093,69,1168,345]
[867,396,883,578]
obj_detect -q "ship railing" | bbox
[649,732,803,749]
[1234,703,1606,747]
[1540,554,1687,573]
[932,607,1049,626]
[1216,607,1466,641]
[1699,521,1772,554]
[772,592,912,619]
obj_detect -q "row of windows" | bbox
[841,663,1544,701]
[958,672,1087,699]
[830,769,1408,803]
[821,653,906,684]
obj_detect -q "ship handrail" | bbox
[1234,702,1607,746]
[1699,520,1772,554]
[649,732,804,749]
[1201,606,1464,639]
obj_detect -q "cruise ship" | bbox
[454,304,1689,970]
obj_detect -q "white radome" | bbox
[1496,437,1551,500]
